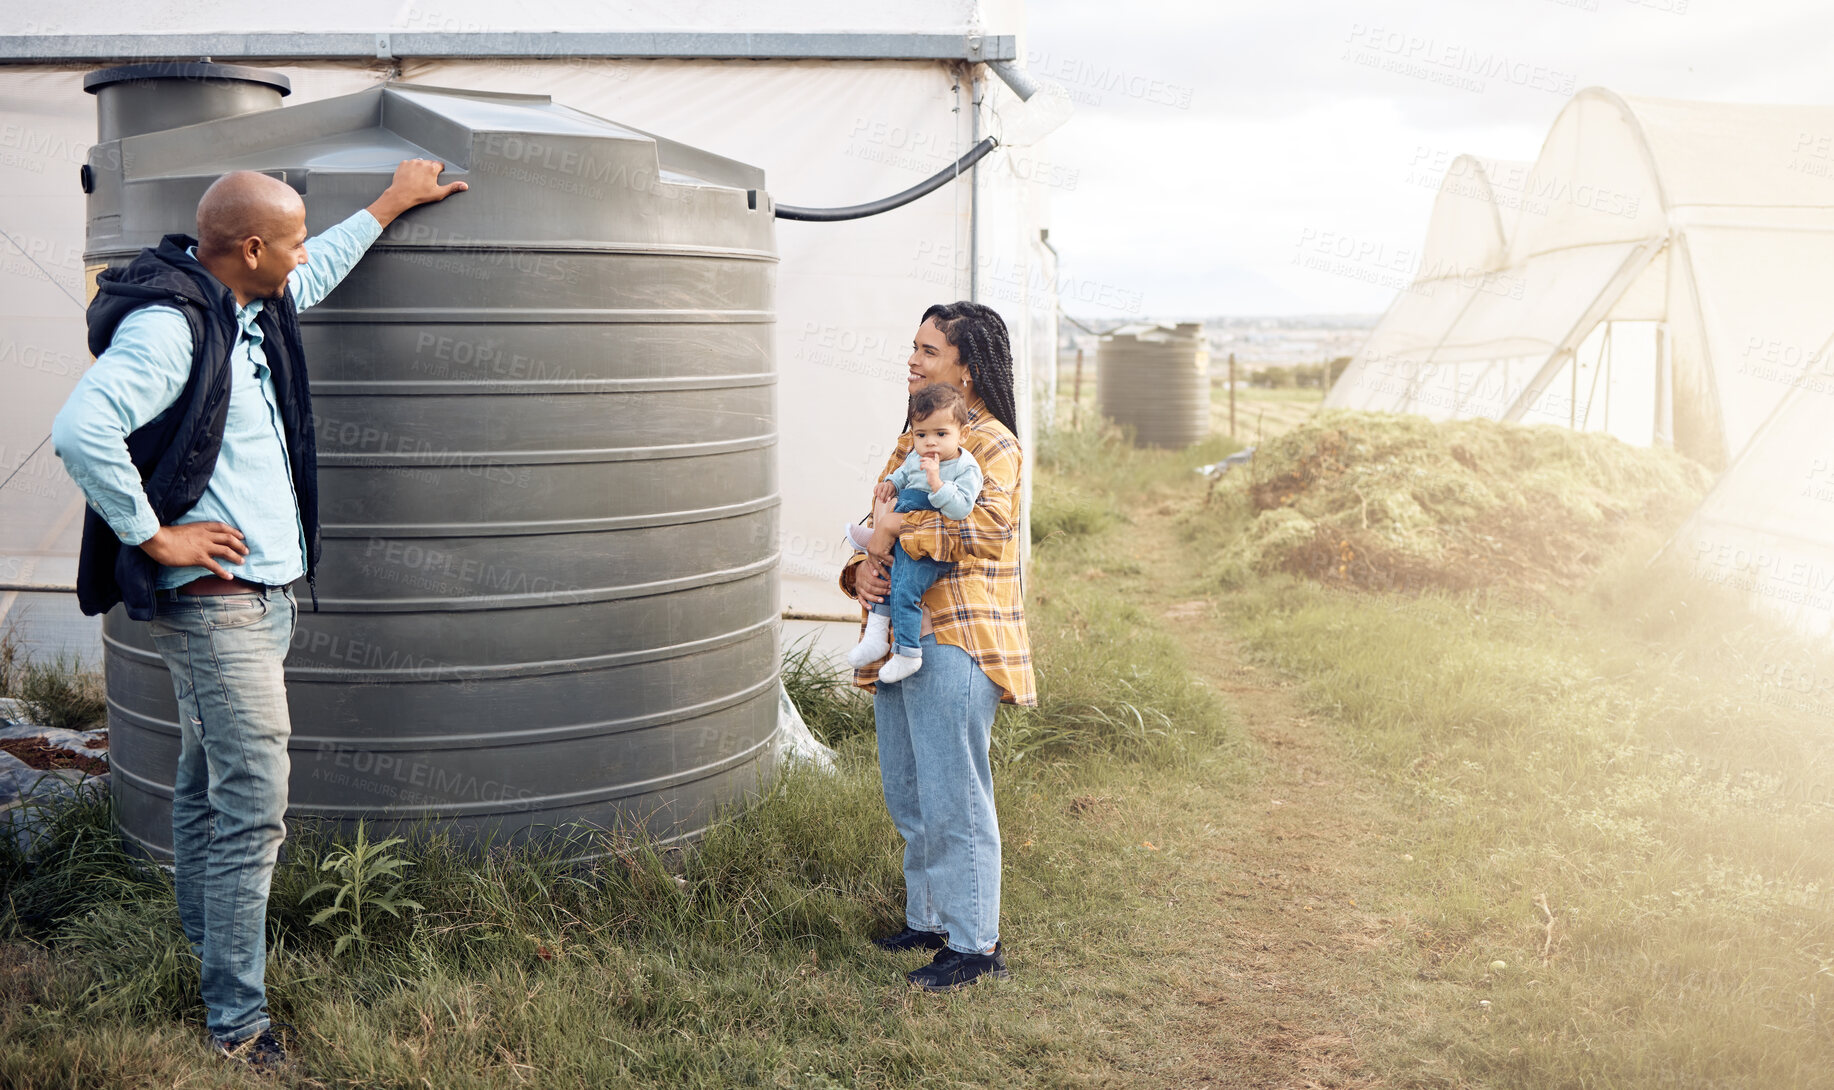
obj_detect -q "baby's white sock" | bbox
[846,612,892,668]
[876,651,923,683]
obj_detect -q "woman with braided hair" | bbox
[840,300,1037,991]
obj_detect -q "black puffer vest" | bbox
[76,234,320,621]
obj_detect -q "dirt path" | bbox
[1118,500,1415,1089]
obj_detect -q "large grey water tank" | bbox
[84,67,781,857]
[1097,323,1210,448]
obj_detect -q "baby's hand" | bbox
[873,480,897,505]
[921,453,944,489]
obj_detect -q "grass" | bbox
[0,625,107,733]
[1055,378,1323,452]
[1036,402,1834,1086]
[1221,537,1834,1086]
[7,403,1830,1087]
[1210,384,1324,444]
[778,636,875,749]
[0,426,1240,1088]
[0,625,18,697]
[1184,409,1711,597]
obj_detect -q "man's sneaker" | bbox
[214,1026,289,1071]
[906,943,1010,991]
[872,926,949,952]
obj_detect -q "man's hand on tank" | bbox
[140,522,248,580]
[366,159,468,228]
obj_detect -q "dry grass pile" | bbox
[1195,410,1711,595]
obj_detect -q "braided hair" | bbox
[918,301,1020,436]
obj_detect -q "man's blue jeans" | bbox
[871,488,954,657]
[874,635,1003,955]
[147,585,295,1046]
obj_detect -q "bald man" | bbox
[53,161,464,1069]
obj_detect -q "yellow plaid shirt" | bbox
[840,398,1037,706]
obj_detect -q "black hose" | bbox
[774,137,998,222]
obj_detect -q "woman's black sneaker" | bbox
[906,943,1010,991]
[872,926,949,952]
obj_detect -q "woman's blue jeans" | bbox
[147,585,295,1046]
[874,635,1003,954]
[870,487,954,656]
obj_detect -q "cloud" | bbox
[1029,0,1834,315]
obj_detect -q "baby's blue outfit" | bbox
[876,448,985,655]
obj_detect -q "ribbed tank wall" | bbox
[1096,326,1210,448]
[87,76,780,857]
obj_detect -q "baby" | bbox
[845,382,984,682]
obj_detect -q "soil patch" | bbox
[0,737,108,776]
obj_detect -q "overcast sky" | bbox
[1024,0,1834,319]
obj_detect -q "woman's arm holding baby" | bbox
[841,439,912,604]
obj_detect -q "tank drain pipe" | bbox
[773,136,997,222]
[969,72,983,303]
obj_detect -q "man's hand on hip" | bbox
[366,159,469,228]
[140,522,249,580]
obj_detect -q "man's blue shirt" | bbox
[53,210,382,589]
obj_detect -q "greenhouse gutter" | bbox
[0,32,1017,65]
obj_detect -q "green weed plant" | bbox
[298,822,425,957]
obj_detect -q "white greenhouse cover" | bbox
[0,2,1057,662]
[1325,87,1834,640]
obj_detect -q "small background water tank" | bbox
[84,65,781,857]
[1097,322,1211,448]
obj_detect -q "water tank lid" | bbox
[83,62,292,97]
